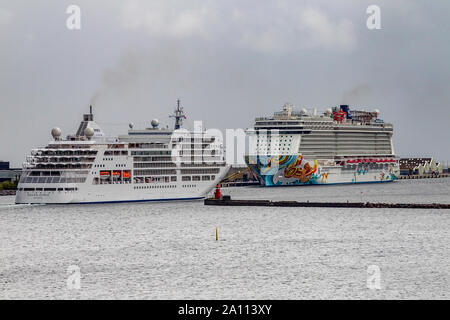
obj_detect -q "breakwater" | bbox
[205,197,450,209]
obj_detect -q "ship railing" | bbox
[31,150,97,157]
[33,164,93,169]
[96,180,132,185]
[23,162,37,169]
[32,159,96,164]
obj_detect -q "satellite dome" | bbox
[300,108,308,115]
[84,127,95,139]
[325,108,332,116]
[51,127,61,140]
[129,123,134,129]
[151,119,159,128]
[374,108,380,114]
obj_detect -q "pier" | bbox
[205,197,450,209]
[397,174,450,180]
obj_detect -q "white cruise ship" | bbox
[245,103,399,186]
[15,101,229,204]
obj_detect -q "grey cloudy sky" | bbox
[0,0,449,166]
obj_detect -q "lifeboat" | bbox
[123,171,131,178]
[112,171,121,177]
[100,171,110,179]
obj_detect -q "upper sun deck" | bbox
[253,103,391,129]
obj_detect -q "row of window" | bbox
[25,170,89,177]
[134,185,177,190]
[181,175,215,181]
[19,187,78,192]
[342,163,394,170]
[21,177,87,184]
[180,168,220,174]
[133,156,173,162]
[133,176,176,183]
[104,150,128,156]
[128,143,167,149]
[134,162,176,168]
[95,164,127,168]
[134,169,177,176]
[131,151,171,156]
[180,162,226,167]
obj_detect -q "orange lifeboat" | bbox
[112,171,121,177]
[123,171,131,178]
[100,171,110,179]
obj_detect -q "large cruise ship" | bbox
[245,103,399,186]
[15,101,229,204]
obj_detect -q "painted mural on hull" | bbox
[245,155,398,186]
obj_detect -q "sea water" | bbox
[0,178,449,299]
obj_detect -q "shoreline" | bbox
[0,190,16,196]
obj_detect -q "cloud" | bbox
[300,7,356,51]
[119,1,357,53]
[0,8,12,27]
[2,0,449,166]
[121,1,215,39]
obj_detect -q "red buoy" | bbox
[214,184,222,200]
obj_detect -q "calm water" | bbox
[1,179,449,299]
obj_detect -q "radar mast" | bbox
[170,99,186,130]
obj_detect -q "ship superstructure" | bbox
[245,103,399,186]
[15,102,229,204]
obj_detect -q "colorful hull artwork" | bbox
[245,155,398,186]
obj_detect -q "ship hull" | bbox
[15,167,230,204]
[245,155,399,187]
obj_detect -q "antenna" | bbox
[169,99,186,130]
[90,105,93,115]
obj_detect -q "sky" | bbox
[0,0,449,167]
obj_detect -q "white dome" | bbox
[151,119,159,128]
[129,123,134,129]
[373,108,380,114]
[325,108,332,116]
[51,127,61,139]
[300,108,308,115]
[84,127,95,138]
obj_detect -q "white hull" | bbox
[16,168,228,204]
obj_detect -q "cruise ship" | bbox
[245,103,399,186]
[15,101,229,204]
